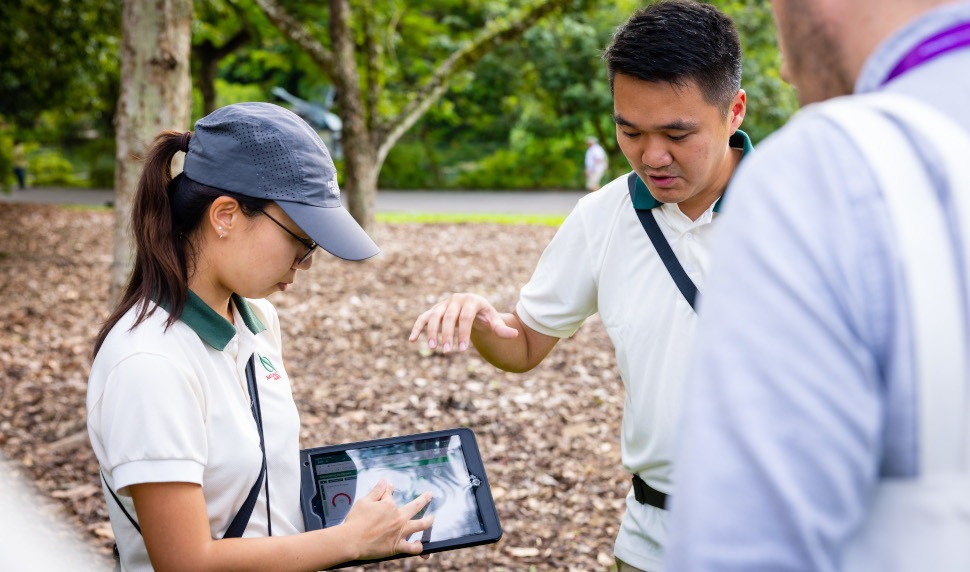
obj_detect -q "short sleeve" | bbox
[516,208,598,337]
[97,353,208,494]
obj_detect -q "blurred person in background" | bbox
[584,136,608,191]
[12,139,26,189]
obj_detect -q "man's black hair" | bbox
[604,0,742,114]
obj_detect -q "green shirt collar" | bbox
[631,129,754,212]
[176,290,266,351]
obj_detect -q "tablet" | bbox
[299,427,502,568]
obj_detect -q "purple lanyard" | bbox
[883,20,970,85]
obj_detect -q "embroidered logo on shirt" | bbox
[259,354,282,381]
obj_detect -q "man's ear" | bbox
[729,89,747,133]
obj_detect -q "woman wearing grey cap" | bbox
[87,103,432,571]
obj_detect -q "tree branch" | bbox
[361,0,384,130]
[378,0,575,160]
[214,26,251,60]
[252,0,336,77]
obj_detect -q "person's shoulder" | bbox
[727,107,882,222]
[92,304,190,369]
[733,110,863,196]
[555,174,634,244]
[742,108,857,173]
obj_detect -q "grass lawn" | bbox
[376,212,566,226]
[61,205,568,226]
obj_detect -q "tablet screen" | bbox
[310,434,486,543]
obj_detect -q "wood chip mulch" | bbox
[0,203,628,571]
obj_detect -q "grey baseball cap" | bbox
[183,102,379,261]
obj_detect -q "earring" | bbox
[218,226,225,239]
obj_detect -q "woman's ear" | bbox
[208,196,242,239]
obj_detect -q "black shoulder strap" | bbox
[627,172,698,311]
[225,354,269,538]
[101,469,141,534]
[101,354,268,546]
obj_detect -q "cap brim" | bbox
[276,201,380,261]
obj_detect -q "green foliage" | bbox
[385,2,633,189]
[0,134,12,193]
[0,0,121,131]
[714,0,798,143]
[379,142,440,189]
[65,138,116,188]
[421,4,626,151]
[28,146,86,187]
[386,0,797,189]
[453,137,580,189]
[2,0,796,190]
[192,80,271,121]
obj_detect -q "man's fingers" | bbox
[411,295,499,352]
[493,320,520,339]
[424,304,447,349]
[479,307,519,339]
[441,299,471,353]
[409,310,432,342]
[456,304,483,351]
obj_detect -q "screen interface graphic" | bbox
[312,435,485,543]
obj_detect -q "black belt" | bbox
[632,474,667,510]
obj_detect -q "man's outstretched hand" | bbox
[409,293,519,353]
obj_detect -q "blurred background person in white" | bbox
[584,136,608,191]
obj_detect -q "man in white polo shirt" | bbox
[410,2,751,570]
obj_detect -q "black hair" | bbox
[94,131,270,355]
[603,0,742,115]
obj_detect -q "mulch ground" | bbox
[0,203,628,571]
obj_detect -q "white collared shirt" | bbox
[88,294,304,571]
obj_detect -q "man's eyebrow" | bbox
[613,113,634,127]
[657,120,698,131]
[612,113,698,132]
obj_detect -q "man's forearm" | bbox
[470,311,558,373]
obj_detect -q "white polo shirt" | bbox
[87,292,304,571]
[516,131,750,570]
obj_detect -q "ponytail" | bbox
[94,131,269,356]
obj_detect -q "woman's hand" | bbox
[341,479,434,560]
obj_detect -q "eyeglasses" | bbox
[257,208,318,264]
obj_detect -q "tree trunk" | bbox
[193,26,250,117]
[329,0,378,233]
[198,53,219,116]
[112,0,193,304]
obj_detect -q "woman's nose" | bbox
[293,253,313,270]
